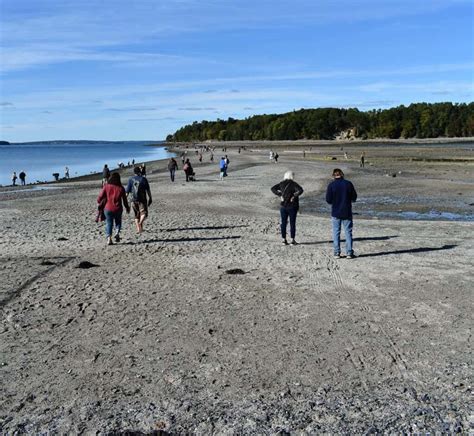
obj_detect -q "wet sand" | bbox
[0,142,473,433]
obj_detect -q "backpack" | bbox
[130,177,143,202]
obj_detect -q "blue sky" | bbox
[0,0,473,142]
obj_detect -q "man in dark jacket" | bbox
[271,171,304,245]
[326,168,357,258]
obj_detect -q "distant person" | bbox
[219,157,227,180]
[325,168,357,259]
[12,172,17,186]
[167,157,179,182]
[210,153,214,162]
[224,155,230,176]
[140,163,147,177]
[65,166,70,179]
[344,152,348,160]
[102,164,110,186]
[269,150,274,160]
[183,158,194,182]
[97,172,130,245]
[19,171,26,186]
[360,152,365,168]
[271,171,304,245]
[181,152,186,165]
[126,166,152,234]
[274,152,279,163]
[199,153,203,163]
[132,159,135,166]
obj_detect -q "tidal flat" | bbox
[0,141,472,433]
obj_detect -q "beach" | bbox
[0,142,473,433]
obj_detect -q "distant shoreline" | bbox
[164,137,474,149]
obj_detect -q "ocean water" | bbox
[0,141,173,186]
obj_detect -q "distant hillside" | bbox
[0,141,10,145]
[167,102,474,142]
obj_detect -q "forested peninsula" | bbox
[167,102,474,142]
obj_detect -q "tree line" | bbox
[166,102,474,142]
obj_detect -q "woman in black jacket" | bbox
[271,171,304,245]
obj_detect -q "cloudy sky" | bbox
[0,0,473,142]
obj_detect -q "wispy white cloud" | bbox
[1,0,471,73]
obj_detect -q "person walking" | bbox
[102,164,110,186]
[167,158,178,182]
[325,168,357,259]
[12,172,17,186]
[224,155,230,176]
[97,172,130,245]
[271,171,304,245]
[183,158,194,182]
[219,157,227,180]
[360,152,365,168]
[19,171,26,186]
[65,166,70,179]
[126,166,152,234]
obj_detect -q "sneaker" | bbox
[291,239,298,245]
[107,237,113,246]
[114,234,121,242]
[346,253,356,259]
[282,239,289,245]
[333,254,345,259]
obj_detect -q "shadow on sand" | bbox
[164,225,249,232]
[356,244,457,258]
[299,235,399,246]
[123,235,242,244]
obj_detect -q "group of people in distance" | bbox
[97,157,358,258]
[11,171,26,186]
[11,167,70,186]
[271,168,357,258]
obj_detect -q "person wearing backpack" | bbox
[271,171,304,245]
[126,166,152,233]
[183,158,194,182]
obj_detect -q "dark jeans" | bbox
[169,169,176,182]
[104,210,122,237]
[280,207,298,239]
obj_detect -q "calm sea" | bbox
[0,141,173,186]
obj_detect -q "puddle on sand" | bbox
[0,185,66,195]
[301,197,474,222]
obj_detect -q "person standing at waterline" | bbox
[271,171,304,245]
[102,164,110,186]
[325,168,357,259]
[19,171,26,186]
[97,172,130,245]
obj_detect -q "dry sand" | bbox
[0,143,473,434]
